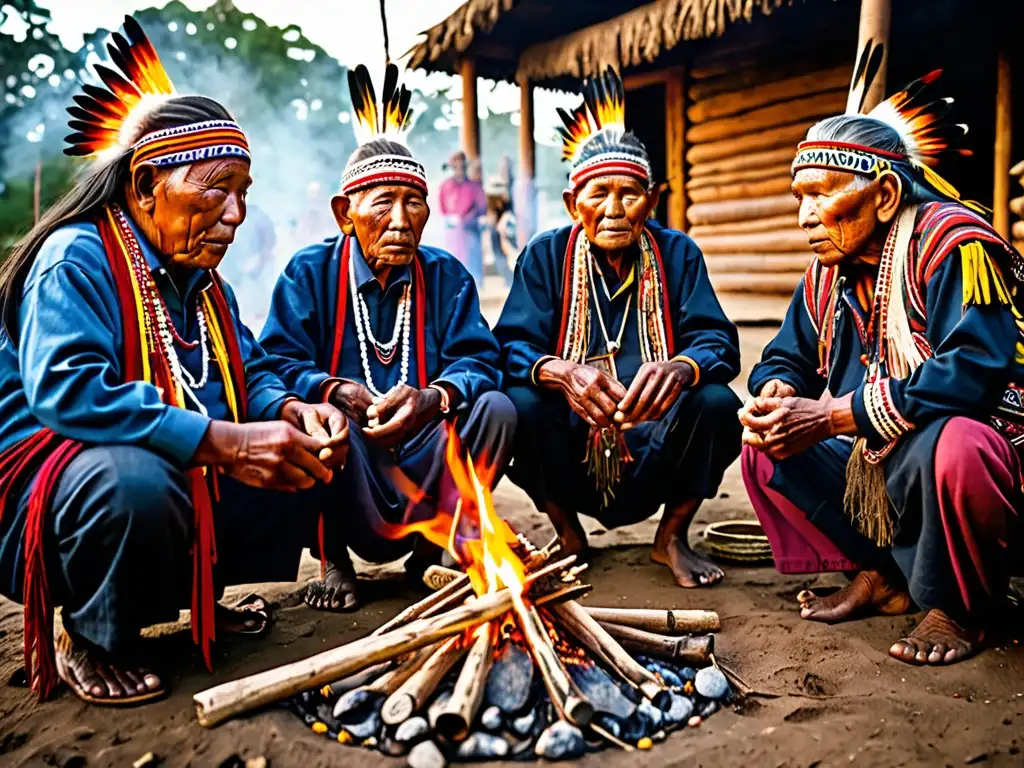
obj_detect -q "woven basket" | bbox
[702,520,773,564]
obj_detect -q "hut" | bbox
[407,0,1022,321]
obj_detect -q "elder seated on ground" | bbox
[0,17,350,706]
[740,70,1024,666]
[260,65,514,612]
[495,67,741,589]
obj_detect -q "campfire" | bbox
[193,428,735,764]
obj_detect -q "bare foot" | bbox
[542,501,588,558]
[798,570,912,623]
[651,537,724,588]
[215,595,269,635]
[305,558,359,612]
[889,609,982,665]
[55,631,163,705]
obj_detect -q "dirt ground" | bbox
[1,327,1022,768]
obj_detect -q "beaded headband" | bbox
[557,66,651,190]
[63,15,249,171]
[341,153,427,196]
[342,63,426,196]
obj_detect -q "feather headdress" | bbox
[556,66,651,189]
[794,40,973,208]
[63,15,249,170]
[341,62,426,195]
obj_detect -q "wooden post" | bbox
[459,57,481,164]
[993,44,1013,239]
[515,73,537,248]
[855,0,892,111]
[665,66,687,231]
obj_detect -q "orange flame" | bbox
[376,424,527,597]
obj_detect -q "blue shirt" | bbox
[259,235,502,408]
[494,221,741,387]
[0,218,294,464]
[749,246,1021,448]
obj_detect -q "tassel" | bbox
[843,438,894,547]
[189,469,218,672]
[584,427,633,509]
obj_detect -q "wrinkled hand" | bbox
[555,363,628,429]
[330,380,375,428]
[739,393,834,460]
[739,380,798,451]
[281,399,349,468]
[362,384,442,447]
[759,379,797,399]
[195,420,335,491]
[614,361,694,429]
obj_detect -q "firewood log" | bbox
[687,66,851,123]
[687,122,811,166]
[193,588,516,727]
[596,624,715,666]
[687,193,798,226]
[688,175,793,204]
[707,271,806,294]
[689,213,797,237]
[435,623,497,741]
[692,229,808,254]
[687,90,847,144]
[382,635,470,725]
[582,607,721,634]
[1012,220,1024,240]
[690,147,796,178]
[687,163,793,190]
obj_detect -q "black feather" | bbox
[122,14,148,46]
[859,43,885,112]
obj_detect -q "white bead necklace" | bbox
[113,206,212,415]
[349,254,411,398]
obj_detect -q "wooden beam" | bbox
[459,57,481,163]
[855,0,891,111]
[623,69,675,91]
[664,66,686,232]
[993,44,1013,239]
[516,74,537,248]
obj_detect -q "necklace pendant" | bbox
[374,345,397,365]
[607,341,620,354]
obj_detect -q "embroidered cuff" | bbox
[430,378,466,412]
[529,355,557,386]
[856,377,914,442]
[671,354,701,387]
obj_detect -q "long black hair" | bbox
[0,95,234,329]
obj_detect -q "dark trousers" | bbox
[0,444,347,655]
[506,383,742,528]
[325,391,518,563]
[744,416,1023,623]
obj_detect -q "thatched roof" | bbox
[406,0,808,84]
[406,0,515,75]
[518,0,804,83]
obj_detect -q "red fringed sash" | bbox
[0,211,248,699]
[555,224,675,358]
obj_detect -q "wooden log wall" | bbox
[685,62,852,297]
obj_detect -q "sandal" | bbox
[56,630,166,706]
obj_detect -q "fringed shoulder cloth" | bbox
[554,223,676,507]
[802,200,1024,545]
[0,205,249,699]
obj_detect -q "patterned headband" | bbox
[569,152,652,189]
[130,119,250,173]
[791,140,902,179]
[341,153,428,196]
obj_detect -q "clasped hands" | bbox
[739,379,853,460]
[195,399,349,492]
[331,380,442,448]
[541,359,695,430]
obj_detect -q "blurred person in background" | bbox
[439,150,487,291]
